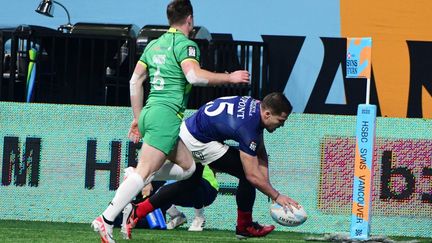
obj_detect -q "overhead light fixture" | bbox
[35,0,73,33]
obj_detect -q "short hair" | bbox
[261,92,292,115]
[167,0,193,26]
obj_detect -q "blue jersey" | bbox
[185,96,262,156]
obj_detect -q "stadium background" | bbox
[1,0,431,118]
[0,102,430,237]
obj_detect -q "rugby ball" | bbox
[270,203,307,226]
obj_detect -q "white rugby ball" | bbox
[270,203,307,226]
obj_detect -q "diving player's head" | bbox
[260,92,292,133]
[167,0,194,36]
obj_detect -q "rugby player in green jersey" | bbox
[92,1,249,242]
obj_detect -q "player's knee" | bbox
[179,161,196,180]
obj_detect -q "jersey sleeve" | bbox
[236,125,261,156]
[139,51,146,64]
[175,39,200,64]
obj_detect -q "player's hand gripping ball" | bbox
[270,202,307,226]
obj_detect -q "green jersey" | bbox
[202,165,219,191]
[140,27,200,116]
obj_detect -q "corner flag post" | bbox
[346,37,376,240]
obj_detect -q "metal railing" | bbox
[0,25,267,108]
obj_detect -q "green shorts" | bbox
[138,105,182,155]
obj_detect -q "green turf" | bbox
[0,220,430,243]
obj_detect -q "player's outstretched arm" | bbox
[128,62,148,143]
[129,62,148,120]
[242,147,301,212]
[181,60,250,86]
[239,151,279,199]
[256,136,270,181]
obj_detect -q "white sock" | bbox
[166,205,181,218]
[195,207,205,218]
[102,172,144,222]
[123,167,135,180]
[153,161,196,181]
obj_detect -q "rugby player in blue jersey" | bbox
[125,92,299,239]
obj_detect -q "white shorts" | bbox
[179,122,229,165]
